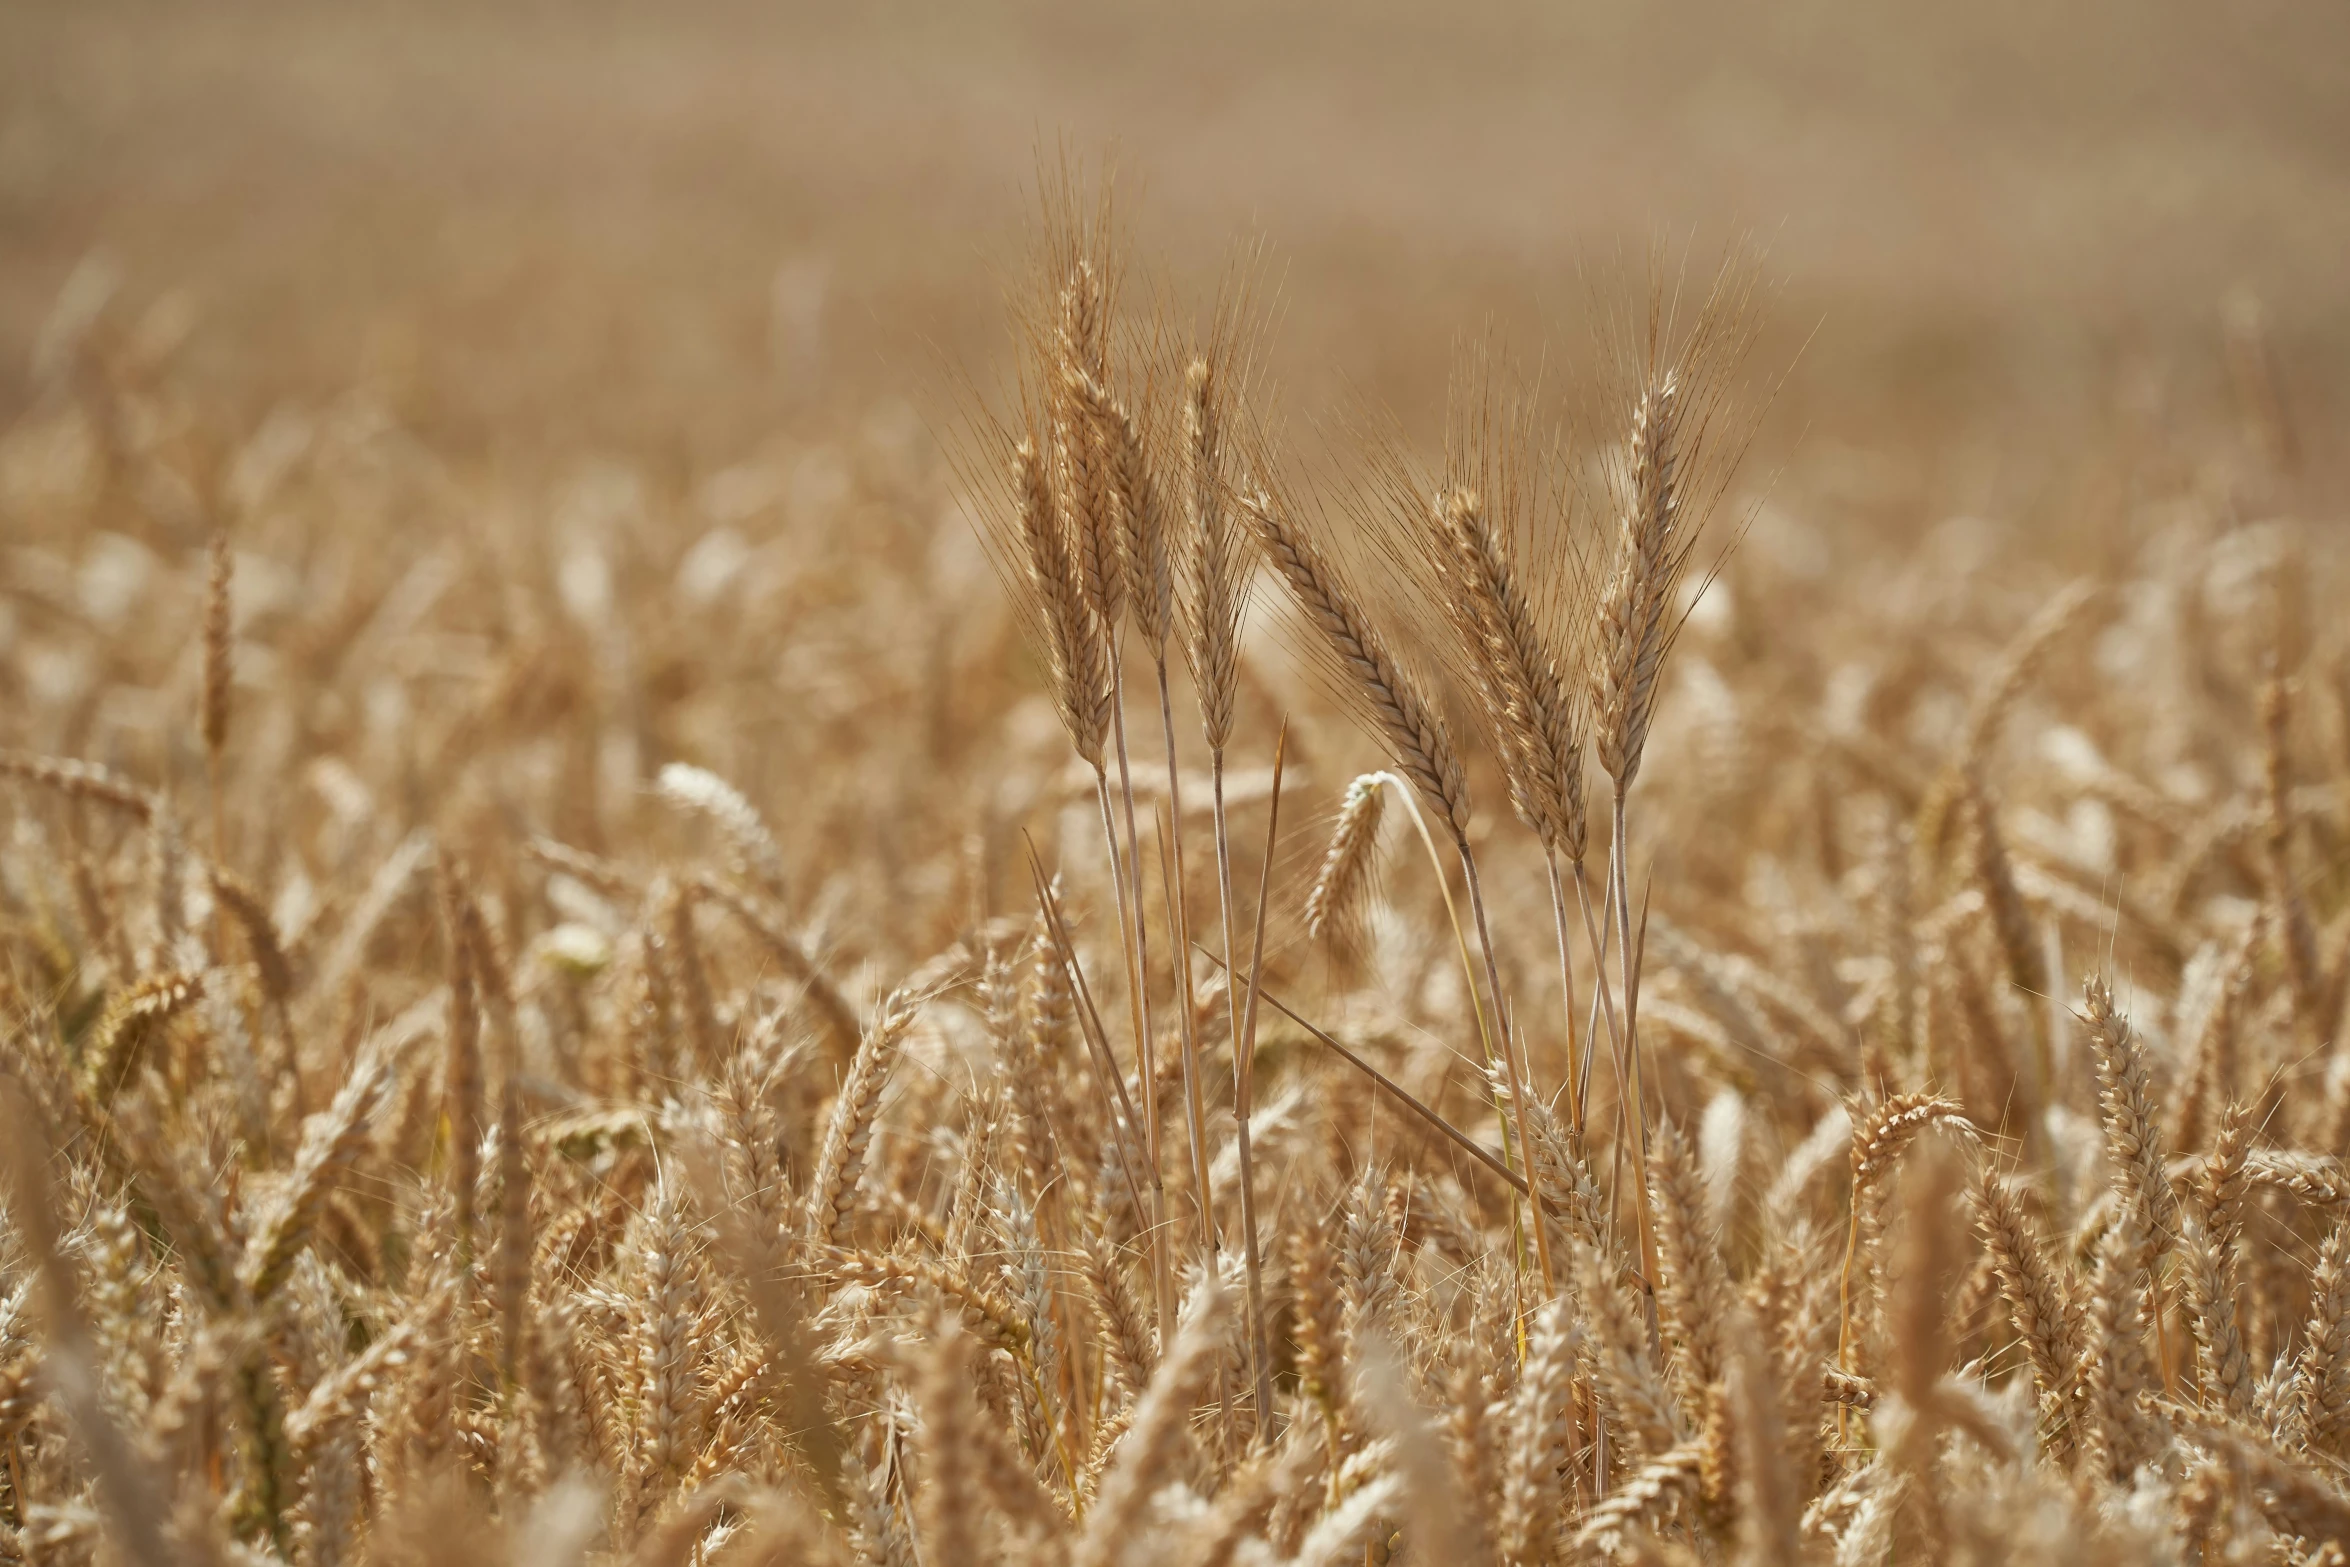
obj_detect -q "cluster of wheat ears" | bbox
[1,184,2347,1567]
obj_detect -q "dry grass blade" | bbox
[1193,940,1525,1196]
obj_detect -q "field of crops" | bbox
[2,4,2348,1563]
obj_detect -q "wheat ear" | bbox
[1241,485,1466,838]
[1973,1169,2084,1458]
[2290,1219,2350,1456]
[0,750,161,820]
[805,988,922,1247]
[1013,435,1113,768]
[1302,774,1387,975]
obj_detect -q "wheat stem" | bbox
[1543,850,1584,1138]
[1571,861,1625,1140]
[1109,646,1188,1252]
[1609,794,1663,1326]
[1092,768,1176,1341]
[1024,842,1153,1236]
[1459,841,1557,1298]
[1149,657,1217,1268]
[1231,722,1288,1440]
[1370,770,1536,1293]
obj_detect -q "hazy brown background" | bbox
[4,0,2345,494]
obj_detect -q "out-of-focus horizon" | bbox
[5,0,2345,505]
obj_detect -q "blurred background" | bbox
[2,0,2345,916]
[4,0,2345,496]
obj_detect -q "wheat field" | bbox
[3,5,2350,1565]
